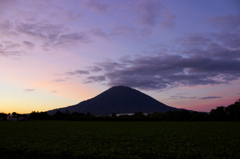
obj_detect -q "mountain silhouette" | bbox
[47,86,183,115]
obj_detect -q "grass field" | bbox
[0,121,239,159]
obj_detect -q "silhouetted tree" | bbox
[65,110,70,119]
[29,111,50,120]
[86,111,92,117]
[29,111,40,120]
[112,113,116,118]
[147,112,163,120]
[54,111,65,120]
[134,112,145,117]
[225,102,240,121]
[0,112,7,120]
[210,106,226,121]
[216,106,226,121]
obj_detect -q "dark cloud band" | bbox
[199,96,222,100]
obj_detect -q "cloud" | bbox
[211,32,240,49]
[208,14,240,31]
[86,75,106,83]
[72,52,240,90]
[140,28,152,37]
[57,13,240,91]
[169,95,196,100]
[0,20,17,36]
[16,22,64,40]
[62,10,83,21]
[199,96,222,100]
[0,50,22,56]
[24,89,35,92]
[89,66,103,72]
[110,26,136,38]
[56,33,91,47]
[237,93,240,95]
[110,26,154,39]
[66,70,90,75]
[134,0,163,27]
[89,27,108,39]
[0,41,22,56]
[160,10,176,28]
[71,29,240,91]
[54,79,65,82]
[82,0,109,13]
[75,70,90,74]
[178,32,240,59]
[0,21,91,51]
[179,34,212,46]
[2,41,21,49]
[22,41,35,49]
[133,0,175,28]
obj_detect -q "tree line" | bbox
[1,99,239,121]
[0,112,27,121]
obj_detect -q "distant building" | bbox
[7,115,18,121]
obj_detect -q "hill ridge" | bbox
[47,86,182,115]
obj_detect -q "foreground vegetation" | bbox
[0,121,239,159]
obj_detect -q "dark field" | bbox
[0,121,239,159]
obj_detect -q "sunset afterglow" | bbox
[1,0,240,114]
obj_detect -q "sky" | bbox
[1,0,240,114]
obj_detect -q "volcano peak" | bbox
[47,86,181,115]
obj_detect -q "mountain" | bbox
[47,86,183,115]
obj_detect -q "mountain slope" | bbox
[47,86,181,115]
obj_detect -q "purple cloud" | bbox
[90,66,103,72]
[22,41,35,49]
[0,41,22,56]
[75,70,90,74]
[11,21,91,50]
[169,95,197,100]
[0,20,14,34]
[110,26,136,38]
[83,0,109,13]
[199,96,222,100]
[86,75,106,83]
[70,27,240,91]
[90,27,108,39]
[63,11,83,21]
[2,41,21,49]
[134,0,163,27]
[57,33,91,47]
[160,10,176,28]
[133,0,175,28]
[208,14,240,31]
[66,70,90,75]
[16,22,63,40]
[179,34,212,46]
